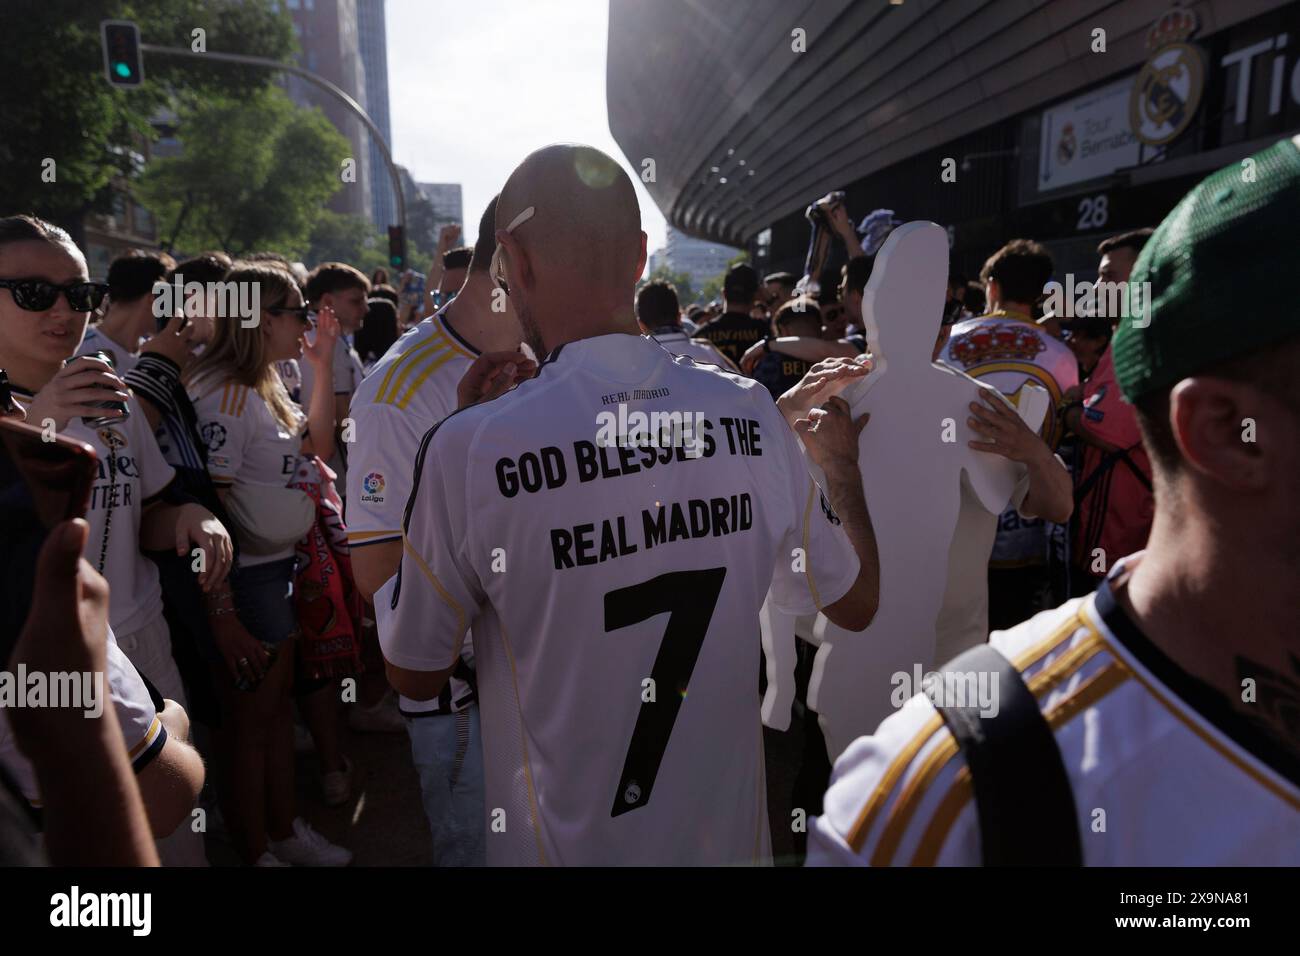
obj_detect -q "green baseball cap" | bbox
[1113,136,1300,401]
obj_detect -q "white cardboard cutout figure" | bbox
[759,221,1048,756]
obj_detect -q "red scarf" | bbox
[290,457,365,679]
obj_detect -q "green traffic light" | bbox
[114,62,132,78]
[390,256,401,266]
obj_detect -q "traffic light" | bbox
[101,21,144,88]
[387,225,405,269]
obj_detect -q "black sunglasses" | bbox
[0,278,109,313]
[266,305,314,325]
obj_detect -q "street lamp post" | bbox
[138,43,407,241]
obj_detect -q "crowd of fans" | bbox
[0,134,1295,867]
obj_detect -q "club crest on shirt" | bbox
[201,422,228,452]
[97,427,126,450]
[361,471,385,503]
[948,322,1046,367]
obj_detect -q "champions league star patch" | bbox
[361,471,385,504]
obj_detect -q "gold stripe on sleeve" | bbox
[871,631,1107,865]
[908,660,1132,865]
[845,714,945,854]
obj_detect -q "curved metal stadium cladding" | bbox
[607,0,1300,276]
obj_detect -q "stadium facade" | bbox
[608,0,1300,279]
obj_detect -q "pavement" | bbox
[203,704,819,867]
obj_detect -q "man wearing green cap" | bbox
[808,136,1300,866]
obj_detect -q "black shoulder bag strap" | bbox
[1074,442,1153,506]
[932,643,1082,866]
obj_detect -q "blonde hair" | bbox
[185,262,303,431]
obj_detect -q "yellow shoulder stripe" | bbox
[845,611,1082,856]
[870,624,1107,865]
[377,334,447,404]
[846,714,944,853]
[909,658,1132,865]
[394,348,458,410]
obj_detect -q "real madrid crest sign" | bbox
[1130,6,1205,147]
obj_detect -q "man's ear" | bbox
[634,231,648,281]
[496,228,532,292]
[1170,377,1269,492]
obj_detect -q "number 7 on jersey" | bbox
[604,567,727,817]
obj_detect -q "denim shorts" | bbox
[230,557,298,646]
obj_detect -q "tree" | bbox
[137,87,351,257]
[697,274,724,305]
[641,264,694,305]
[405,190,444,260]
[0,0,295,224]
[305,211,390,275]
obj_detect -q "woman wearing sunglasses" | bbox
[0,214,230,865]
[184,262,350,866]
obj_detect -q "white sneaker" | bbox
[347,692,406,734]
[254,850,291,867]
[321,755,353,807]
[268,818,352,867]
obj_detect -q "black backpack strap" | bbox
[931,643,1082,866]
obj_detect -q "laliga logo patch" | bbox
[949,323,1046,367]
[361,471,385,503]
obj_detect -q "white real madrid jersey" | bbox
[189,379,303,566]
[808,555,1300,866]
[378,332,859,866]
[11,387,174,636]
[347,309,479,716]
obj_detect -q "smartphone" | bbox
[156,310,191,333]
[0,418,98,659]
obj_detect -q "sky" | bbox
[384,0,668,257]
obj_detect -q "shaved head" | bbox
[496,144,646,355]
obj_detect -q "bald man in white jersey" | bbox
[379,144,881,865]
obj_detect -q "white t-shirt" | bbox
[347,309,479,716]
[809,555,1300,866]
[377,332,860,866]
[76,324,139,376]
[189,378,303,566]
[0,630,167,804]
[646,329,737,371]
[275,359,302,405]
[11,387,175,636]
